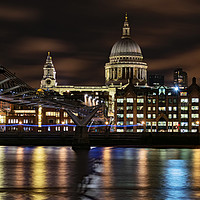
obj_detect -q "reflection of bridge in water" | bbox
[0,65,104,149]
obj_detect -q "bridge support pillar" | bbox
[72,126,90,150]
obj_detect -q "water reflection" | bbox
[32,147,47,200]
[0,147,5,188]
[15,147,24,187]
[137,149,149,199]
[192,149,200,198]
[0,147,200,199]
[163,159,190,199]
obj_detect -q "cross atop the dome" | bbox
[125,12,128,22]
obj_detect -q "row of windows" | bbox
[117,113,199,119]
[117,106,199,112]
[117,98,200,104]
[7,119,34,124]
[117,121,200,127]
[46,112,60,117]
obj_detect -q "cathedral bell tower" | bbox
[40,52,57,89]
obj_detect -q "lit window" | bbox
[192,114,199,118]
[148,107,151,111]
[181,98,188,103]
[173,122,179,126]
[152,99,156,104]
[126,114,133,118]
[192,122,199,126]
[147,114,151,119]
[64,112,68,117]
[168,122,172,126]
[168,114,172,119]
[159,107,166,111]
[127,98,133,103]
[117,121,123,125]
[117,98,123,103]
[173,114,177,118]
[158,121,166,126]
[117,106,124,111]
[168,107,172,111]
[117,129,124,132]
[152,107,156,111]
[126,121,133,125]
[146,122,151,126]
[180,92,187,96]
[137,106,143,110]
[117,114,124,118]
[64,126,68,131]
[126,106,133,110]
[137,114,144,118]
[46,112,60,117]
[173,107,177,111]
[152,114,156,119]
[137,98,144,103]
[181,122,188,126]
[181,114,188,118]
[152,122,156,126]
[192,106,199,110]
[181,106,188,111]
[180,129,188,132]
[191,129,198,132]
[192,98,199,103]
[168,92,172,95]
[148,99,151,104]
[55,127,60,131]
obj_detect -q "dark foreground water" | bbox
[0,147,200,200]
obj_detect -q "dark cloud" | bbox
[0,0,200,88]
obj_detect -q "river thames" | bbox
[0,146,200,200]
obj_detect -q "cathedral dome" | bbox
[110,37,142,57]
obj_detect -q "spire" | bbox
[45,51,53,67]
[122,12,131,39]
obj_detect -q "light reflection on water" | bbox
[0,147,200,199]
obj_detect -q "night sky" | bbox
[0,0,200,88]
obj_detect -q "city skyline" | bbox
[0,0,200,88]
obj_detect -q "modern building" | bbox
[174,67,188,89]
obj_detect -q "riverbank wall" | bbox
[0,132,200,147]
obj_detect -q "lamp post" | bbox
[18,121,22,133]
[105,121,109,135]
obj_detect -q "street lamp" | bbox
[105,121,109,134]
[18,121,22,132]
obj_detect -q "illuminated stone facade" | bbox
[105,14,148,86]
[40,14,148,117]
